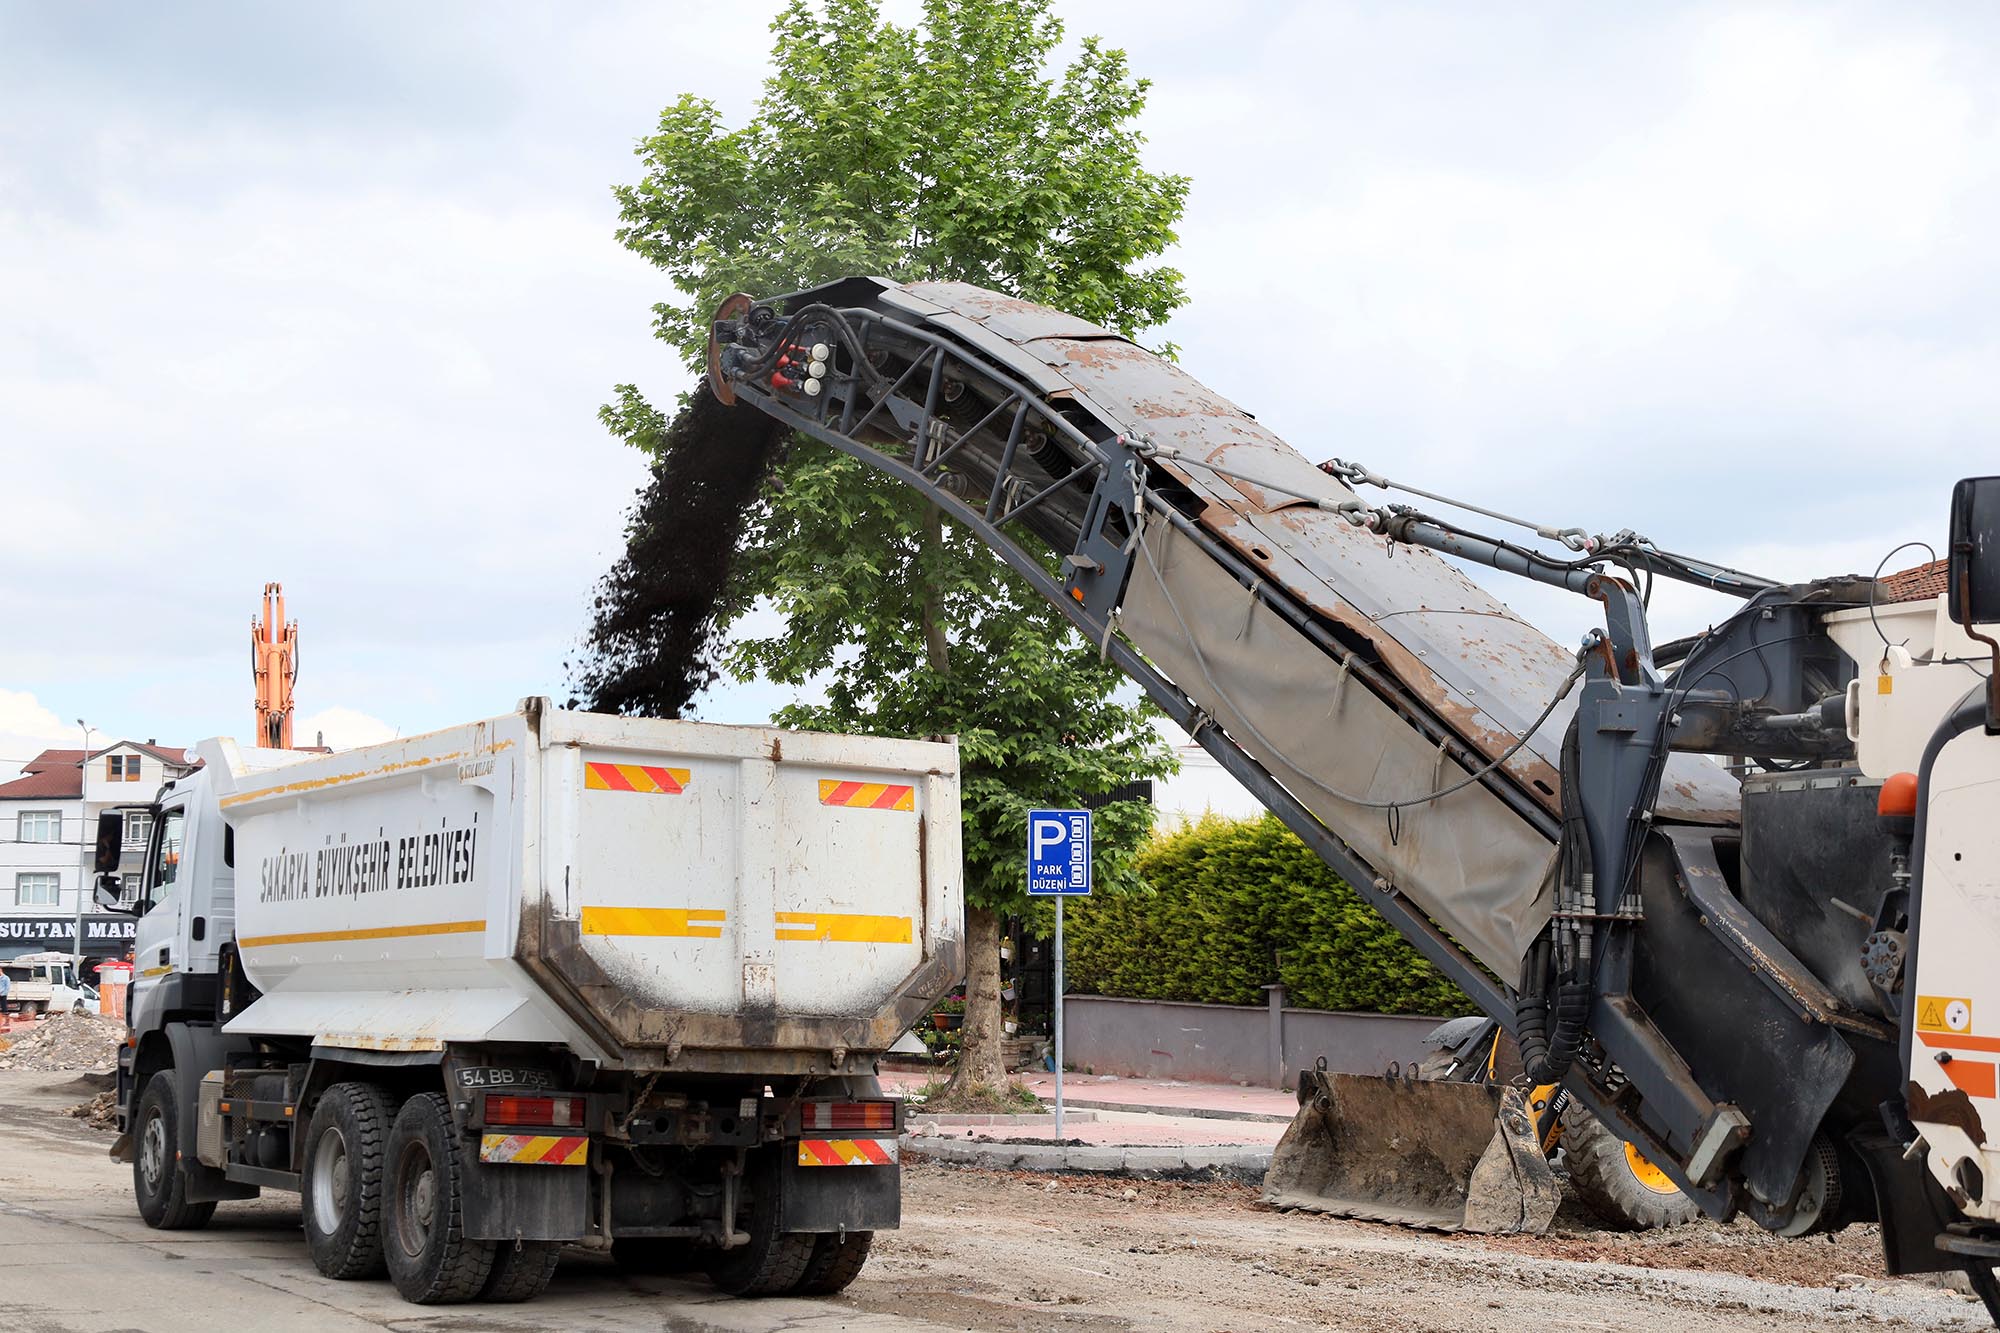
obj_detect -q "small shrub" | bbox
[1064,813,1473,1016]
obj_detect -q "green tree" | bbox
[605,0,1189,1093]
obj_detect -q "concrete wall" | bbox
[1063,992,1447,1089]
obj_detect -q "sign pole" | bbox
[1026,808,1089,1144]
[1054,894,1065,1138]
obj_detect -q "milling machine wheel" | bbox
[1559,1101,1698,1231]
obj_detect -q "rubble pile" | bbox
[0,1011,123,1072]
[66,1088,117,1130]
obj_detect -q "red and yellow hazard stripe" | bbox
[480,1134,589,1166]
[797,1137,897,1166]
[586,762,690,795]
[818,779,913,811]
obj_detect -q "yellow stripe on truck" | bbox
[773,911,914,944]
[237,920,487,949]
[579,906,727,939]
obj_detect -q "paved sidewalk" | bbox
[891,1068,1281,1176]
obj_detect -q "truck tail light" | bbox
[486,1094,587,1128]
[803,1100,897,1131]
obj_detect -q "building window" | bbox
[17,810,60,843]
[124,810,153,847]
[16,873,59,906]
[107,754,143,781]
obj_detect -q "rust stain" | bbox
[1909,1079,1987,1146]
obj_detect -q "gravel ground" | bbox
[852,1161,1991,1333]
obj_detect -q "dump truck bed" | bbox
[216,700,962,1074]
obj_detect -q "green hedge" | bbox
[1063,813,1474,1017]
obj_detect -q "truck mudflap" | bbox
[780,1143,901,1233]
[463,1151,589,1242]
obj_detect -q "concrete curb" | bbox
[901,1135,1271,1184]
[1057,1097,1294,1125]
[907,1111,1097,1127]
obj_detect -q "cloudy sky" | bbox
[3,2,1994,773]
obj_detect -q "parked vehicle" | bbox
[103,702,961,1305]
[2,952,98,1015]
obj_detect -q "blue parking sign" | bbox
[1027,809,1091,896]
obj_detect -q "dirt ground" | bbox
[859,1162,1987,1333]
[0,1068,1988,1333]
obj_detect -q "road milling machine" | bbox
[705,276,2000,1314]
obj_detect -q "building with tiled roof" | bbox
[1,741,195,967]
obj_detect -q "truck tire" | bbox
[792,1230,872,1295]
[706,1152,813,1297]
[1560,1101,1698,1230]
[383,1092,495,1303]
[482,1241,562,1302]
[133,1070,215,1230]
[302,1081,398,1279]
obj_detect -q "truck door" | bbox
[129,803,188,1027]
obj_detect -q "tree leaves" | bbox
[602,0,1190,914]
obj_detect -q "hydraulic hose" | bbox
[1519,717,1595,1084]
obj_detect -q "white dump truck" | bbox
[96,700,961,1305]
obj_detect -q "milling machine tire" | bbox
[302,1081,398,1279]
[792,1231,873,1295]
[383,1092,496,1303]
[133,1070,215,1231]
[1559,1101,1698,1230]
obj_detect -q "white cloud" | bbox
[0,689,81,781]
[1,1,1997,746]
[294,706,400,753]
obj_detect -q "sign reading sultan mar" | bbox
[1027,809,1091,896]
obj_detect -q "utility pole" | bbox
[73,719,94,976]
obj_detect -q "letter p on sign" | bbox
[1026,809,1091,896]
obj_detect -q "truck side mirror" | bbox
[1948,474,2000,729]
[93,873,125,913]
[94,811,125,874]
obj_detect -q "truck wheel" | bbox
[1560,1101,1698,1230]
[706,1153,813,1297]
[133,1070,215,1230]
[383,1092,495,1303]
[482,1241,562,1302]
[302,1082,398,1279]
[792,1230,872,1295]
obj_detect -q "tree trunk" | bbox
[918,505,1009,1096]
[948,905,1008,1091]
[920,503,951,675]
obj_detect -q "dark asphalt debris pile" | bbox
[575,383,781,719]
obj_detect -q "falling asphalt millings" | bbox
[575,383,782,718]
